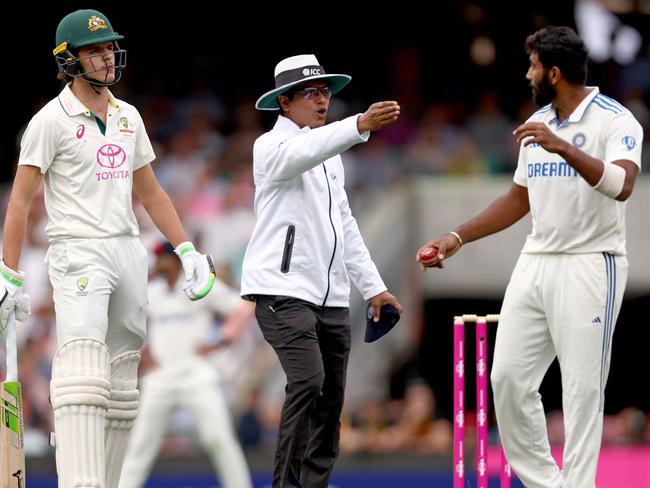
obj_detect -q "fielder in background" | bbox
[2,9,215,488]
[418,26,642,488]
[119,242,253,488]
[241,54,403,487]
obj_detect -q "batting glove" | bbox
[174,242,215,301]
[0,261,31,332]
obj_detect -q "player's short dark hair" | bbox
[525,26,588,85]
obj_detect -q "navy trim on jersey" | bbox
[595,95,624,113]
[592,99,621,115]
[597,94,626,112]
[555,118,570,128]
[533,104,551,116]
[321,163,337,307]
[599,253,616,412]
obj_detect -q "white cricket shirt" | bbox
[514,87,642,255]
[18,84,156,242]
[147,276,243,369]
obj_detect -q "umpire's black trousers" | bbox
[255,295,351,488]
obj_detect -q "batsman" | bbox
[2,9,215,488]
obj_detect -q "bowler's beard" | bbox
[531,75,556,107]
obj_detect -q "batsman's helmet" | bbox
[53,9,126,86]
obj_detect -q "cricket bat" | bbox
[0,313,25,488]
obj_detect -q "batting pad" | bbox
[105,351,140,488]
[51,339,111,488]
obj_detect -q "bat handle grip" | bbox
[5,312,17,382]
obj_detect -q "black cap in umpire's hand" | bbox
[364,303,401,343]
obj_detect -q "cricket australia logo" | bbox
[118,117,134,137]
[76,277,89,297]
[88,16,108,32]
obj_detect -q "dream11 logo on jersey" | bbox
[96,144,129,181]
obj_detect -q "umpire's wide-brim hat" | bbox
[364,303,402,343]
[255,54,351,111]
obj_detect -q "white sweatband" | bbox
[593,161,625,199]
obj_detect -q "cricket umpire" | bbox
[241,54,403,487]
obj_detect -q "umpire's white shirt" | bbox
[18,84,155,242]
[241,115,386,307]
[514,87,643,255]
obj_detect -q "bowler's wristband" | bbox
[593,161,625,199]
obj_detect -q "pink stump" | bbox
[476,318,488,488]
[453,317,465,488]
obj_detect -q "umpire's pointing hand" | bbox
[357,101,400,133]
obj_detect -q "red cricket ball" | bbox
[419,247,438,261]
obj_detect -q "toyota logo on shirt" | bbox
[96,144,127,168]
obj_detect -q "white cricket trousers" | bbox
[47,236,148,356]
[47,236,148,488]
[118,364,253,488]
[491,253,626,488]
